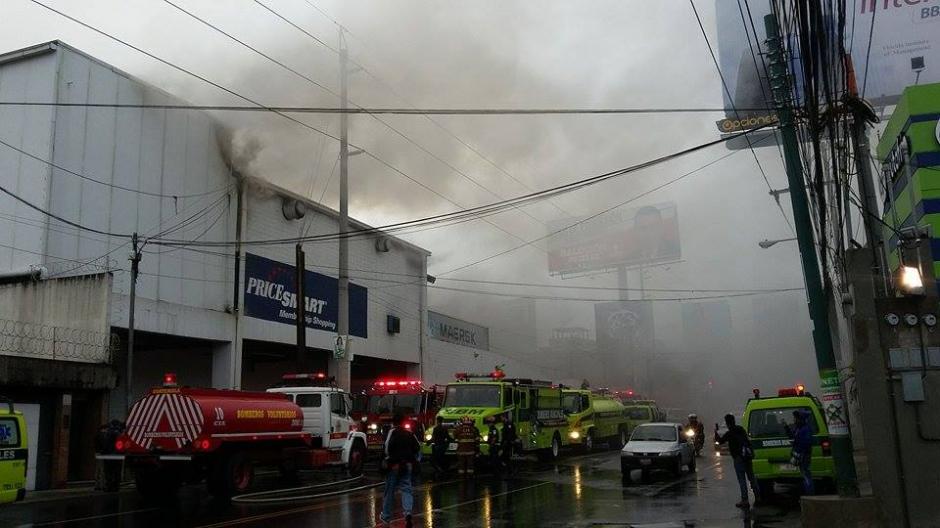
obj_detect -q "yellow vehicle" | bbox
[562,389,628,451]
[0,399,28,504]
[743,386,835,496]
[622,400,664,434]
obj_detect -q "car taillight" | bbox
[820,439,831,456]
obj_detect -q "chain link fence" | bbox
[0,318,115,363]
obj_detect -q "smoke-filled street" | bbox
[0,452,801,528]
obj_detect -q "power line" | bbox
[148,124,771,249]
[0,183,132,238]
[166,1,553,234]
[0,101,772,115]
[0,136,231,199]
[25,0,540,252]
[689,0,795,236]
[428,284,803,303]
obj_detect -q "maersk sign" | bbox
[244,253,367,338]
[427,311,489,351]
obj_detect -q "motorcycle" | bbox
[685,427,705,456]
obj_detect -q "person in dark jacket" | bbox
[500,412,518,476]
[487,419,501,472]
[428,416,451,477]
[382,413,420,527]
[715,414,761,509]
[790,410,815,495]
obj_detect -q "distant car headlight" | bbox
[569,431,581,439]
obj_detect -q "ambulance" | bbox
[0,399,27,504]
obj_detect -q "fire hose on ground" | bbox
[231,474,385,504]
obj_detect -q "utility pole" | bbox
[295,243,306,368]
[126,232,142,413]
[764,13,859,496]
[333,28,352,391]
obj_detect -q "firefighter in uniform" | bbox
[500,412,518,476]
[454,416,480,476]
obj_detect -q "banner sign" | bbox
[715,0,940,115]
[820,369,850,436]
[547,202,680,275]
[427,310,489,351]
[244,253,367,338]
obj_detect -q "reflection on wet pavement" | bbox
[0,452,801,528]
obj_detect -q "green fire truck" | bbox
[422,371,569,460]
[562,389,629,451]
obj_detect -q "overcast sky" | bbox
[0,1,827,411]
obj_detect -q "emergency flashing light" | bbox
[777,388,800,397]
[626,390,634,397]
[404,422,412,430]
[490,369,506,380]
[282,372,328,380]
[114,439,126,452]
[163,372,178,387]
[796,384,806,394]
[374,380,422,388]
[194,438,212,451]
[455,372,469,380]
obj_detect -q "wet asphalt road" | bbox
[0,451,802,527]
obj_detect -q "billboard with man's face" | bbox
[547,202,680,276]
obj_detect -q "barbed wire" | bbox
[0,318,113,363]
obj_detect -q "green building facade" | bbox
[878,83,940,277]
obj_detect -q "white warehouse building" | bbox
[0,41,429,486]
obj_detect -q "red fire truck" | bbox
[101,373,368,498]
[351,379,443,453]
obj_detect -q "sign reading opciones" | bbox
[427,311,489,351]
[244,253,367,338]
[547,202,680,275]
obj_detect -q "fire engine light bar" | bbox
[163,372,178,387]
[374,380,422,387]
[282,372,328,380]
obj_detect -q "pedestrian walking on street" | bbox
[790,409,815,495]
[428,416,451,478]
[500,412,518,476]
[715,414,761,509]
[454,416,480,476]
[381,413,420,527]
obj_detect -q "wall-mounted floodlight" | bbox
[898,266,924,296]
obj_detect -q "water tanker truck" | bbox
[101,372,367,498]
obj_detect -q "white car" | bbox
[621,422,696,483]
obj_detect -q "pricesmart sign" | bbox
[244,253,367,338]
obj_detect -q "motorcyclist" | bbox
[686,413,705,455]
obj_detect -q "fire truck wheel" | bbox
[347,440,367,477]
[584,431,594,452]
[210,451,254,498]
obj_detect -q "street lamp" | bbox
[758,237,797,249]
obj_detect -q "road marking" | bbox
[18,507,158,527]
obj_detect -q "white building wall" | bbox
[0,44,58,272]
[242,185,425,365]
[0,43,236,341]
